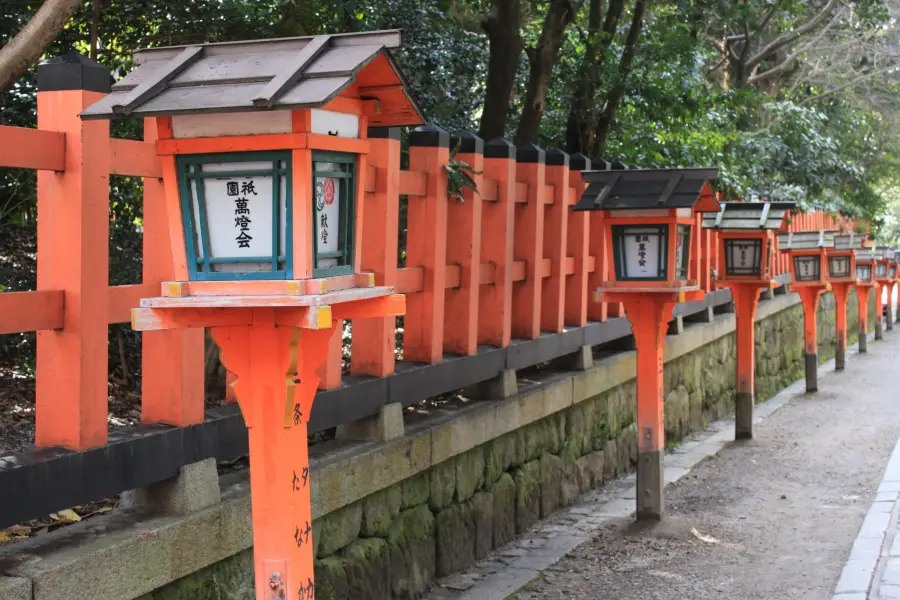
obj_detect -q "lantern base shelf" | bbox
[161,272,377,299]
[142,285,395,309]
[595,286,703,305]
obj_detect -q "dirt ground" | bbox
[514,333,900,600]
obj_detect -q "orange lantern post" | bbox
[874,247,894,339]
[574,167,720,520]
[828,234,862,371]
[702,201,794,439]
[777,230,835,392]
[855,247,877,353]
[890,252,900,328]
[81,32,423,600]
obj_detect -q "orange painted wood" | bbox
[108,283,157,323]
[319,319,342,390]
[108,138,161,177]
[689,213,701,286]
[224,370,237,404]
[624,297,674,455]
[539,258,552,278]
[212,316,327,600]
[141,117,205,427]
[323,95,364,115]
[0,124,65,171]
[156,116,174,139]
[797,286,823,356]
[306,133,369,155]
[481,178,499,202]
[35,89,110,451]
[478,152,516,348]
[159,154,191,282]
[398,170,427,197]
[586,211,607,322]
[512,160,546,340]
[479,263,496,285]
[446,265,461,289]
[565,175,589,327]
[833,282,851,362]
[162,280,307,297]
[541,163,568,333]
[514,182,528,203]
[395,267,424,293]
[444,148,483,355]
[511,261,526,282]
[0,290,64,333]
[292,148,314,279]
[332,294,406,320]
[132,307,254,331]
[157,133,308,155]
[728,284,761,399]
[364,166,376,192]
[859,285,872,342]
[353,136,401,377]
[404,143,449,363]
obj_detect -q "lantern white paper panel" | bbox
[857,264,873,282]
[829,255,851,278]
[311,109,360,138]
[620,227,663,279]
[314,162,343,269]
[194,161,288,273]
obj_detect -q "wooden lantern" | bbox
[777,230,836,288]
[81,31,423,600]
[573,167,720,521]
[829,233,863,283]
[856,248,876,286]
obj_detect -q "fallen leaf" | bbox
[49,509,81,524]
[0,532,11,543]
[690,527,720,544]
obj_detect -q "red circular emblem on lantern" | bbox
[324,179,335,205]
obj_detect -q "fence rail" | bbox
[0,78,848,529]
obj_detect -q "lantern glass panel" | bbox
[793,255,821,282]
[178,152,291,281]
[877,262,888,278]
[765,239,772,276]
[857,264,873,282]
[891,266,897,279]
[312,152,356,276]
[724,238,762,276]
[828,255,851,279]
[675,225,691,280]
[612,225,667,281]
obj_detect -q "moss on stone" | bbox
[456,446,485,503]
[360,486,402,538]
[429,457,456,511]
[317,501,363,558]
[513,460,541,534]
[400,471,430,510]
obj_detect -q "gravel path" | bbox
[513,332,900,600]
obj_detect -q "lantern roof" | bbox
[573,168,720,212]
[79,30,424,127]
[834,233,865,251]
[701,201,795,230]
[856,248,876,262]
[878,246,896,260]
[777,230,836,250]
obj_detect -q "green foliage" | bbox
[445,140,482,203]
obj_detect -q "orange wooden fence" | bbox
[0,90,849,452]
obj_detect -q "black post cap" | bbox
[410,123,450,148]
[591,157,612,171]
[610,160,628,170]
[516,143,545,164]
[569,153,591,171]
[368,127,401,140]
[37,51,112,93]
[451,130,484,155]
[485,138,516,159]
[546,148,569,167]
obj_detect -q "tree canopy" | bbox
[2,0,900,228]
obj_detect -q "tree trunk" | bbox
[90,0,101,60]
[0,0,84,93]
[514,0,578,145]
[593,0,648,156]
[479,0,524,141]
[565,0,626,153]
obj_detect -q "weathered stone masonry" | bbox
[27,291,875,600]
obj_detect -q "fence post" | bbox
[352,127,401,376]
[541,149,569,333]
[444,131,483,355]
[587,158,608,322]
[35,53,111,449]
[141,118,206,426]
[565,154,590,326]
[405,124,449,362]
[513,144,546,339]
[479,139,516,347]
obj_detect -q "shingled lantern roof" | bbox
[702,201,795,230]
[834,233,865,251]
[573,168,720,213]
[79,29,424,127]
[777,230,836,250]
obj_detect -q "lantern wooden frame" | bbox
[777,230,835,290]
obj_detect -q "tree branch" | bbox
[0,0,83,93]
[746,0,839,70]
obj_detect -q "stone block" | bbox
[429,457,457,511]
[388,505,436,600]
[341,538,391,600]
[484,434,517,485]
[360,486,402,538]
[121,457,221,517]
[455,446,485,503]
[471,491,494,559]
[540,452,564,518]
[491,473,516,548]
[559,456,583,508]
[315,556,349,600]
[0,577,31,600]
[317,501,363,558]
[336,402,405,442]
[435,503,475,577]
[141,548,254,600]
[603,438,619,480]
[465,369,517,399]
[400,472,430,510]
[513,460,542,534]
